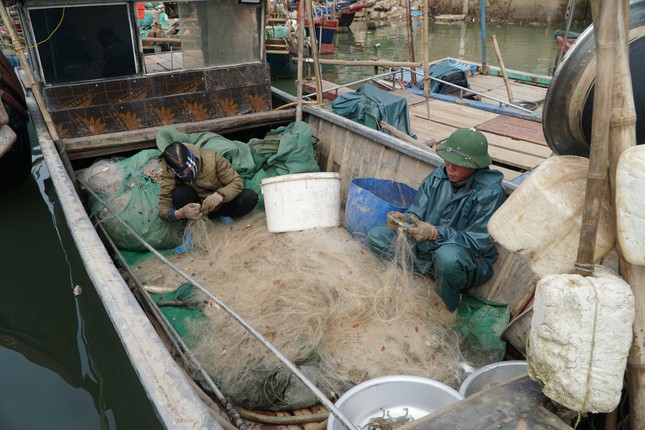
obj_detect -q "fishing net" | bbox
[131,212,469,411]
[78,149,184,251]
[78,121,320,251]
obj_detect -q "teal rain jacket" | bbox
[391,166,505,279]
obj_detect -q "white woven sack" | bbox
[528,199,615,277]
[488,156,615,277]
[527,266,634,412]
[616,145,645,265]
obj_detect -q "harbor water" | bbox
[274,19,589,93]
[0,19,587,429]
[0,142,164,428]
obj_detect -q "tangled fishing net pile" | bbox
[132,212,466,410]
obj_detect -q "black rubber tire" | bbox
[542,0,645,157]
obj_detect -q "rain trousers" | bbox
[367,166,506,311]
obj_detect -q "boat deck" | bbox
[395,73,551,182]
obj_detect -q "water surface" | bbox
[275,19,589,93]
[0,144,164,430]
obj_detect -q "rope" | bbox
[80,178,358,430]
[97,222,250,430]
[26,5,67,48]
[576,267,601,426]
[237,408,328,424]
[574,262,594,275]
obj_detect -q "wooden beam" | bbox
[316,58,422,68]
[63,109,296,156]
[398,376,571,430]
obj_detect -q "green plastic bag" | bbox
[455,293,510,362]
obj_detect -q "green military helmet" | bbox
[436,127,492,169]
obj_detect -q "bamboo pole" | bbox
[491,35,514,103]
[575,0,615,271]
[379,120,435,147]
[305,0,324,104]
[422,0,430,119]
[605,1,645,428]
[0,3,79,190]
[316,59,422,68]
[405,0,416,85]
[296,0,305,121]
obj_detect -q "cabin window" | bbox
[29,5,137,85]
[143,0,262,72]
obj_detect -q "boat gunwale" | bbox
[271,86,521,194]
[25,92,225,430]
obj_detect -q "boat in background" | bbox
[0,48,30,192]
[337,0,372,31]
[554,29,579,55]
[306,15,339,54]
[265,17,299,79]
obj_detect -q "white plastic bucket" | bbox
[261,172,341,232]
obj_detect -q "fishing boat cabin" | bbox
[12,0,293,159]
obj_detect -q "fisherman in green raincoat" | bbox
[367,128,506,312]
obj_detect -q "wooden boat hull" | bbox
[0,50,30,193]
[266,52,297,79]
[31,83,557,429]
[26,94,226,429]
[337,11,355,29]
[0,103,30,192]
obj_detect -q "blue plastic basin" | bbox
[345,177,417,242]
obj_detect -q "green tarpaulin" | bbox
[331,83,416,138]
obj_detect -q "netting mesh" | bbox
[131,212,468,410]
[78,150,184,251]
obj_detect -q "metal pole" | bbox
[408,68,535,113]
[302,69,400,99]
[555,0,577,68]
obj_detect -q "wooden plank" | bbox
[477,115,548,146]
[409,102,498,129]
[506,83,548,104]
[409,113,456,139]
[485,133,552,159]
[491,164,524,182]
[486,85,537,105]
[303,78,352,102]
[399,376,572,430]
[467,74,508,94]
[390,89,427,106]
[470,247,539,317]
[487,144,545,170]
[64,109,295,154]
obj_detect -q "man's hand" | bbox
[409,215,438,242]
[180,203,202,220]
[202,192,224,213]
[387,211,411,230]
